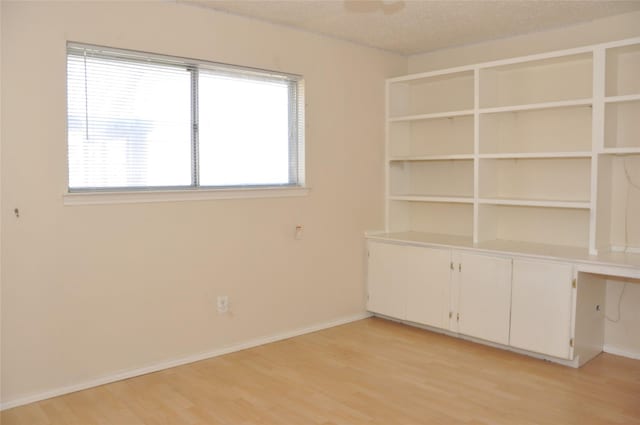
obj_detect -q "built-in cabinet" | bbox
[366,240,610,366]
[369,38,640,368]
[370,243,515,345]
[405,246,450,329]
[368,242,515,343]
[509,259,574,359]
[367,241,407,319]
[455,251,512,345]
[385,37,640,255]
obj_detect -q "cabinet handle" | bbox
[458,263,462,272]
[449,311,452,319]
[450,261,454,270]
[456,313,460,322]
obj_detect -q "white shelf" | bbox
[388,114,473,157]
[479,198,591,209]
[604,94,640,104]
[479,52,592,109]
[606,43,640,98]
[368,231,475,249]
[600,147,640,155]
[367,232,640,272]
[604,99,640,150]
[480,105,592,154]
[369,231,588,262]
[390,154,474,161]
[479,99,592,115]
[385,37,640,253]
[389,195,474,204]
[388,71,474,117]
[479,152,591,159]
[388,110,474,122]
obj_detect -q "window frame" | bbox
[64,42,306,204]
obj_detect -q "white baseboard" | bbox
[609,245,640,254]
[373,314,582,367]
[0,312,372,411]
[603,345,640,360]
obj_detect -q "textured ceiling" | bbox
[180,0,640,55]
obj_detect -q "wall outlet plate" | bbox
[217,295,229,314]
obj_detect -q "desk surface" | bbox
[367,231,640,280]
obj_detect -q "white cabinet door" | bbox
[456,251,512,345]
[510,259,574,359]
[405,246,451,329]
[367,241,408,319]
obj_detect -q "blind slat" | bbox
[67,43,304,191]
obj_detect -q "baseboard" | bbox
[0,312,372,411]
[609,245,640,254]
[603,345,640,360]
[373,314,581,368]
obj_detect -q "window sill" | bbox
[63,186,310,206]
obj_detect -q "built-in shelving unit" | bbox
[595,40,640,254]
[384,37,640,256]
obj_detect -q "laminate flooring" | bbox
[2,317,639,425]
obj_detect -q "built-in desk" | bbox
[365,232,640,367]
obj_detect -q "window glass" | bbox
[67,44,303,192]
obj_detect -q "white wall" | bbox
[409,10,640,358]
[0,1,405,405]
[2,1,638,409]
[605,279,640,359]
[0,0,3,405]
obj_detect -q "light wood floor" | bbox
[2,317,640,425]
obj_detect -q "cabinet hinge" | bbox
[450,261,454,270]
[572,278,577,289]
[570,338,574,348]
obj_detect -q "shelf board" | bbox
[388,110,474,122]
[390,154,474,161]
[479,99,592,114]
[368,231,475,249]
[390,195,474,204]
[600,147,640,155]
[479,152,591,159]
[604,94,640,104]
[479,198,591,209]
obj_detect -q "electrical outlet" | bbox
[217,295,229,314]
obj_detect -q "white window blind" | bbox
[67,43,304,192]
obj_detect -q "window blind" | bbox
[67,43,304,192]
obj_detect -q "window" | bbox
[66,43,304,195]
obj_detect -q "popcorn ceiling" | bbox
[180,0,640,55]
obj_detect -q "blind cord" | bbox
[83,50,89,140]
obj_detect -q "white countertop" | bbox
[366,231,640,280]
